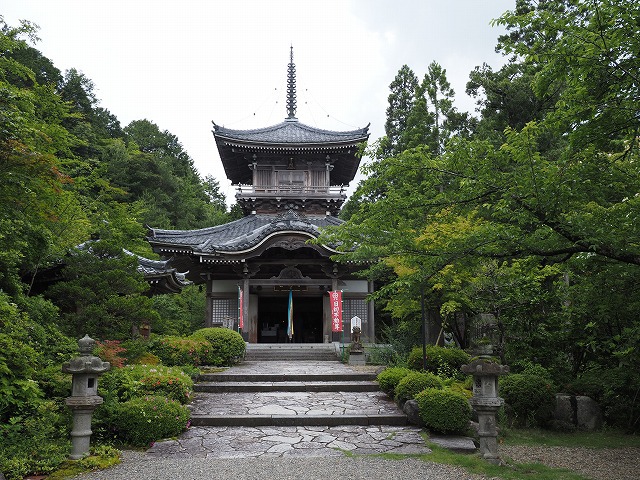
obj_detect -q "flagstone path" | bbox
[148,358,433,458]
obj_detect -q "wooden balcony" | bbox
[235,184,346,200]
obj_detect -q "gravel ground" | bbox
[73,451,485,480]
[70,444,640,480]
[500,445,640,480]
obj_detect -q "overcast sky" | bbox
[3,0,515,203]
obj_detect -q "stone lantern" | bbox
[62,335,110,460]
[462,359,509,464]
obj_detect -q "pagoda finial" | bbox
[286,46,297,120]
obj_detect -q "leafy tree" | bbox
[384,65,419,155]
[46,241,158,340]
[327,1,640,407]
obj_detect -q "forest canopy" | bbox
[325,0,640,429]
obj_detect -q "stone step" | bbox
[189,414,408,427]
[245,355,339,362]
[244,344,339,362]
[198,372,377,382]
[195,381,380,393]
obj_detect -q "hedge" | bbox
[415,388,471,434]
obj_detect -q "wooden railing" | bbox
[235,185,346,196]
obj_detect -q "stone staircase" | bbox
[243,343,339,361]
[189,347,408,428]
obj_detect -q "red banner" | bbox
[238,287,244,330]
[329,290,342,332]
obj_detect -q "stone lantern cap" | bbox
[461,359,509,377]
[62,335,111,375]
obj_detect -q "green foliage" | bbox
[108,395,189,447]
[0,297,43,422]
[376,367,412,396]
[118,338,150,364]
[407,345,470,378]
[46,242,159,340]
[32,364,72,400]
[191,327,246,366]
[47,445,121,480]
[100,364,193,404]
[0,400,71,480]
[416,388,471,434]
[394,371,443,403]
[568,366,640,432]
[148,335,210,367]
[500,374,556,428]
[152,284,206,336]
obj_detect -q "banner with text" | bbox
[329,290,343,332]
[238,287,244,330]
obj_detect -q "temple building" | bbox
[147,49,372,344]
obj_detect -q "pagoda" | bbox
[148,49,372,344]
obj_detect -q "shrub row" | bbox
[100,364,194,404]
[148,328,245,367]
[376,366,471,434]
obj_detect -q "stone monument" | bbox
[62,335,110,460]
[348,325,365,366]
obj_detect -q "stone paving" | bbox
[206,360,376,376]
[189,390,401,416]
[146,360,433,458]
[147,425,431,458]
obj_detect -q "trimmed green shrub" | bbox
[500,373,555,427]
[407,345,470,378]
[395,371,443,403]
[415,388,471,434]
[100,365,193,404]
[110,395,190,447]
[443,379,473,399]
[148,335,210,366]
[191,328,246,366]
[376,367,412,396]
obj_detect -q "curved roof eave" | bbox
[212,120,370,147]
[197,230,342,257]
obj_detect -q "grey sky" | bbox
[3,0,515,202]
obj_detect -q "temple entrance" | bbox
[258,295,323,343]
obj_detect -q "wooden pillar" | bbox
[243,278,255,343]
[204,277,213,328]
[368,280,375,342]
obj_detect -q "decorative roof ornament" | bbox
[286,46,297,121]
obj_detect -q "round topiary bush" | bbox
[148,335,210,366]
[407,345,470,378]
[376,367,412,396]
[110,395,190,447]
[415,388,471,434]
[500,373,555,427]
[394,371,443,403]
[100,365,194,404]
[191,328,246,366]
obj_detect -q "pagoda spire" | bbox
[286,46,297,120]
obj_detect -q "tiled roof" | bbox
[213,120,369,147]
[132,252,190,286]
[148,210,343,254]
